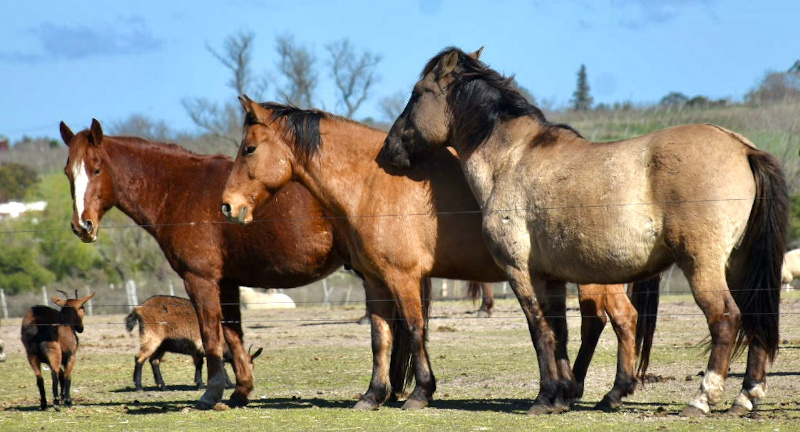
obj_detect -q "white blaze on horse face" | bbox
[72,159,90,230]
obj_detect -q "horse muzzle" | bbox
[382,135,415,168]
[71,220,98,243]
[221,203,251,224]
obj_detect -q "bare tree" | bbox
[326,39,381,118]
[182,32,267,146]
[109,114,173,142]
[275,34,317,108]
[378,91,407,122]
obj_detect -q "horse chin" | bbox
[79,233,98,243]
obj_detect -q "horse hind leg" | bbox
[681,266,740,417]
[572,284,609,402]
[595,284,638,411]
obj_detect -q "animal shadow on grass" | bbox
[110,385,205,393]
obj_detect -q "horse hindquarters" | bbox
[726,151,789,415]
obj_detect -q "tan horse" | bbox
[781,249,800,287]
[383,47,788,416]
[221,99,659,411]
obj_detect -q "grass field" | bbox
[1,293,800,432]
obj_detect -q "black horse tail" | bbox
[732,151,788,361]
[125,307,142,334]
[389,277,433,396]
[630,275,661,380]
[467,281,481,302]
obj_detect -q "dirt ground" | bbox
[2,293,800,421]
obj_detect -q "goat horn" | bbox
[74,289,79,299]
[56,289,69,299]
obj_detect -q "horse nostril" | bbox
[85,220,94,234]
[221,203,232,218]
[70,223,79,235]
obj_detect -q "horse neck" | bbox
[291,120,386,218]
[103,138,200,229]
[455,116,550,205]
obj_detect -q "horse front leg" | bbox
[354,278,395,410]
[542,280,577,407]
[219,283,253,407]
[505,269,564,414]
[391,276,435,410]
[184,275,227,410]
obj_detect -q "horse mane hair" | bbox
[245,103,377,164]
[423,47,582,154]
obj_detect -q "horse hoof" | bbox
[595,396,622,412]
[228,392,249,408]
[527,404,554,415]
[195,395,218,410]
[680,405,706,417]
[726,404,750,416]
[401,397,429,410]
[353,399,380,410]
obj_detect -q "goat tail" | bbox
[125,307,142,334]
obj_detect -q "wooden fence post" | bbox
[0,289,7,319]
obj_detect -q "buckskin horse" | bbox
[61,120,342,409]
[220,98,660,411]
[382,47,788,416]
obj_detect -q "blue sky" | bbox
[0,0,797,142]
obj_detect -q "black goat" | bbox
[21,290,95,410]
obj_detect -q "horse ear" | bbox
[60,122,75,146]
[239,94,253,113]
[439,50,460,76]
[469,46,484,60]
[88,118,104,147]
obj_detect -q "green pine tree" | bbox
[570,64,593,111]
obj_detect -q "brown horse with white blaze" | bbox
[382,47,789,416]
[61,119,342,409]
[221,97,660,411]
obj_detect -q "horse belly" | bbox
[527,207,667,284]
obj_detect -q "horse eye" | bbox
[244,146,257,156]
[93,169,101,175]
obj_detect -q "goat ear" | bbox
[51,296,66,307]
[60,122,75,146]
[250,347,264,361]
[78,292,95,307]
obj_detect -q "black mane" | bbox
[424,47,581,153]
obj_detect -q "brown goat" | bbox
[126,295,263,391]
[21,290,95,410]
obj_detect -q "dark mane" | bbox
[425,47,582,153]
[246,103,384,163]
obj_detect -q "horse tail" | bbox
[125,307,142,334]
[389,278,433,395]
[733,150,789,361]
[467,281,481,303]
[630,275,661,379]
